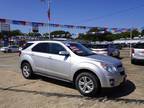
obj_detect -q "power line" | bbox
[75,3,144,24]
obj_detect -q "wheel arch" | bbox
[73,69,101,87]
[21,60,31,69]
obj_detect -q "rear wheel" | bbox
[131,59,136,64]
[21,62,34,79]
[75,72,100,97]
[8,49,12,53]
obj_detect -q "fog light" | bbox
[109,79,115,86]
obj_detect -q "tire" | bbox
[131,59,136,64]
[75,72,100,97]
[21,62,34,79]
[8,49,12,53]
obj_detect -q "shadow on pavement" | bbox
[133,62,144,66]
[0,76,143,104]
[38,76,136,98]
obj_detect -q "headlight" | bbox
[101,62,117,73]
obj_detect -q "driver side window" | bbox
[49,43,66,55]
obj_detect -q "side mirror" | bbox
[59,51,70,56]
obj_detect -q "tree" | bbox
[10,30,22,36]
[141,29,144,36]
[43,33,49,37]
[50,30,72,38]
[131,29,140,38]
[120,32,130,39]
[0,32,3,39]
[27,32,41,37]
[77,28,114,41]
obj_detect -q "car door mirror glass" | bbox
[59,51,69,56]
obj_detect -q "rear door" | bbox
[11,46,19,52]
[31,43,51,73]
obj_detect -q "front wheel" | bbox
[131,59,136,64]
[75,72,100,97]
[21,62,34,79]
[8,49,12,53]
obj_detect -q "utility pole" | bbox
[40,0,51,40]
[48,0,51,40]
[130,28,133,57]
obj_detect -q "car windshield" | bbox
[92,45,108,49]
[65,42,95,56]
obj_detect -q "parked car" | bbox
[83,44,120,58]
[131,43,144,64]
[107,44,120,58]
[20,41,126,97]
[0,45,19,53]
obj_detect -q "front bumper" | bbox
[105,74,127,87]
[100,71,127,88]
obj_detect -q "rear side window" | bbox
[133,43,144,49]
[32,43,49,53]
[22,43,33,50]
[11,46,18,48]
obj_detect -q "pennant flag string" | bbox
[0,18,134,32]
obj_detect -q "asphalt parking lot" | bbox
[0,48,144,108]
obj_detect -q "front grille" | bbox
[117,64,123,68]
[117,64,125,76]
[120,71,125,76]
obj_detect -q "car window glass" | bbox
[32,43,49,53]
[12,46,17,48]
[49,43,66,55]
[133,43,144,49]
[65,43,94,56]
[22,43,33,50]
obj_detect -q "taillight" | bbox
[19,51,21,56]
[131,48,134,54]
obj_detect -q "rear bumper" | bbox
[131,55,144,64]
[131,54,144,60]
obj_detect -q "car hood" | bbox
[86,54,121,66]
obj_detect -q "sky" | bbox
[0,0,144,35]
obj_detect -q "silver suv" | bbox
[20,41,126,96]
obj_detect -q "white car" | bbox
[0,45,19,53]
[83,44,120,57]
[131,43,144,64]
[91,48,108,56]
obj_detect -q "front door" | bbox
[45,43,71,79]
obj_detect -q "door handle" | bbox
[48,56,53,60]
[31,53,35,56]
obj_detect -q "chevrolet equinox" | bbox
[20,41,126,96]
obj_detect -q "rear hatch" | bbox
[133,43,144,58]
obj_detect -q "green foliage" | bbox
[141,29,144,36]
[131,29,140,38]
[27,32,41,37]
[44,30,72,38]
[77,28,141,41]
[10,30,23,36]
[0,32,3,39]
